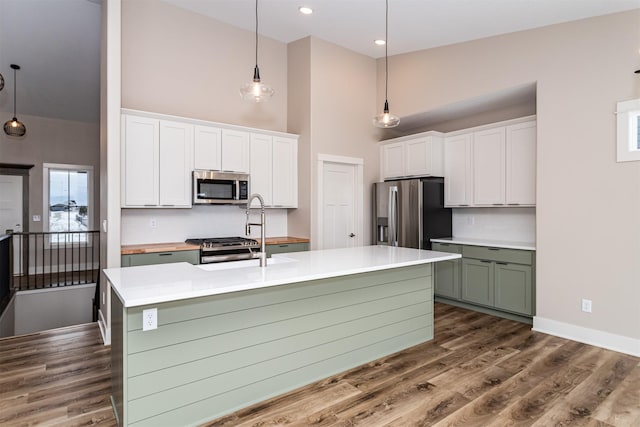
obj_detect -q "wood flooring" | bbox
[0,303,638,426]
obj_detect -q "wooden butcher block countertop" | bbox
[121,237,310,255]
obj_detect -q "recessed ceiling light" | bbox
[299,6,313,15]
[374,39,386,46]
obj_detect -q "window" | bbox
[616,98,640,162]
[43,163,93,244]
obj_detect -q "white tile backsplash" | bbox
[452,207,536,242]
[121,206,288,245]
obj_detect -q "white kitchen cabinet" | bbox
[221,129,250,173]
[249,134,298,208]
[272,136,298,208]
[506,121,536,205]
[473,127,506,206]
[444,133,473,207]
[249,133,273,207]
[121,114,193,208]
[159,120,193,207]
[381,142,405,179]
[193,125,221,170]
[381,134,444,180]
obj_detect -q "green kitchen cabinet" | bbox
[266,242,309,258]
[461,258,494,306]
[432,242,462,300]
[121,250,200,267]
[457,244,535,318]
[494,262,532,315]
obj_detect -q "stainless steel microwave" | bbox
[193,170,249,205]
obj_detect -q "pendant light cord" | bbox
[384,0,389,102]
[13,67,17,117]
[254,0,259,67]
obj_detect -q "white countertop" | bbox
[104,245,461,308]
[431,237,536,251]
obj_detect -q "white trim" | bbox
[98,308,110,346]
[316,155,364,250]
[317,153,364,165]
[616,98,640,162]
[533,316,640,357]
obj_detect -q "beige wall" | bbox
[384,11,640,340]
[0,113,100,232]
[121,0,287,132]
[286,37,378,244]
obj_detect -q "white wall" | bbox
[452,208,536,243]
[120,207,288,244]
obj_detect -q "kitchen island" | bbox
[105,245,460,427]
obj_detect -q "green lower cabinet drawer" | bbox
[494,263,532,315]
[461,259,494,307]
[266,242,309,258]
[462,245,532,265]
[123,250,200,267]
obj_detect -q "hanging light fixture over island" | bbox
[239,0,274,102]
[373,0,400,128]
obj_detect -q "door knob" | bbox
[349,233,355,238]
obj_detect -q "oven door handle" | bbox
[201,251,255,264]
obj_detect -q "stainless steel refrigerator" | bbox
[373,177,452,249]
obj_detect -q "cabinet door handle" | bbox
[158,253,173,256]
[496,262,508,265]
[278,245,288,248]
[480,260,492,263]
[488,248,500,251]
[492,203,503,206]
[507,203,521,206]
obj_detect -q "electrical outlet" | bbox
[581,299,592,313]
[32,215,41,222]
[102,291,105,305]
[149,219,157,229]
[143,308,158,331]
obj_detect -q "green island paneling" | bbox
[112,264,434,427]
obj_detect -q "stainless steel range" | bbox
[185,237,260,264]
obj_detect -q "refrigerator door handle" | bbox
[389,186,398,247]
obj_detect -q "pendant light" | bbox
[373,0,400,128]
[4,64,26,137]
[239,0,274,102]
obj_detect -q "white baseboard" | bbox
[533,316,640,357]
[98,309,110,346]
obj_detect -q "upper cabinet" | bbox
[249,134,298,208]
[121,109,299,209]
[121,115,193,208]
[380,133,444,180]
[193,125,221,171]
[193,126,249,173]
[505,121,536,205]
[444,133,473,207]
[221,129,250,173]
[444,117,536,208]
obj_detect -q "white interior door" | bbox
[0,174,23,273]
[322,162,357,249]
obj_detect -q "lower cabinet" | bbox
[432,243,461,299]
[121,250,200,267]
[434,242,535,318]
[461,259,494,306]
[266,242,309,258]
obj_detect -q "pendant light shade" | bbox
[239,0,274,102]
[373,0,400,128]
[3,64,26,137]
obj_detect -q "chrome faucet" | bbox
[245,193,267,267]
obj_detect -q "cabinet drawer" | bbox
[432,242,462,254]
[127,250,200,266]
[462,245,532,265]
[266,242,309,258]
